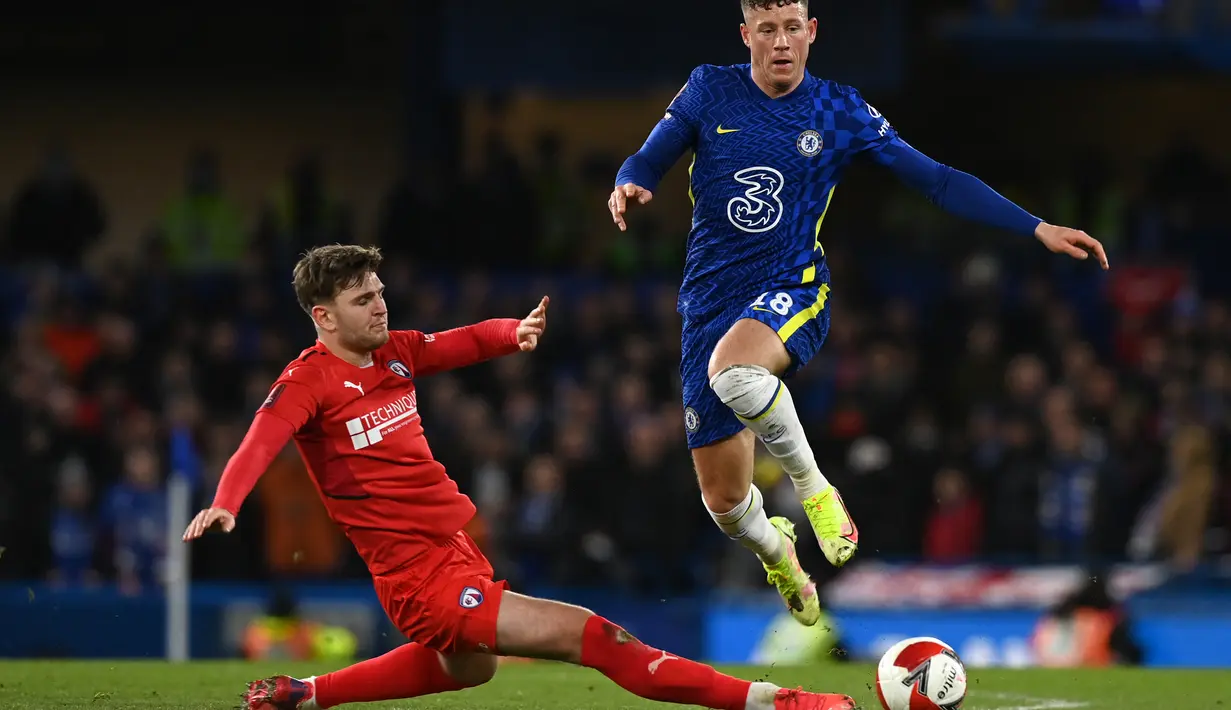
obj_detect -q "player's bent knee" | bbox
[441,651,498,687]
[708,363,778,418]
[699,484,746,516]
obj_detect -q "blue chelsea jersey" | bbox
[664,64,897,318]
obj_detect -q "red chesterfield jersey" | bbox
[212,320,520,575]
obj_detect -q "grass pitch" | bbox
[0,660,1223,709]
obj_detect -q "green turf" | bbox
[0,660,1223,709]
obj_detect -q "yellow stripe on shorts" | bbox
[777,283,831,343]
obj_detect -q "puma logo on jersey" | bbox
[344,381,365,397]
[647,650,678,674]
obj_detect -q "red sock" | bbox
[313,642,467,708]
[580,615,751,710]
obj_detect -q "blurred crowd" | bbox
[0,129,1229,600]
[959,0,1231,28]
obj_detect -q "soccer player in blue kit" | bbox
[609,0,1109,626]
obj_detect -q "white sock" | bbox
[745,681,781,710]
[301,677,320,710]
[710,365,830,500]
[706,486,784,565]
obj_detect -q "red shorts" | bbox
[372,531,507,654]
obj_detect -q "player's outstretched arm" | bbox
[878,140,1110,269]
[182,413,295,541]
[847,89,1109,269]
[610,122,688,231]
[183,367,320,542]
[398,296,550,377]
[610,70,703,231]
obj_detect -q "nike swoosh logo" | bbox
[716,125,740,134]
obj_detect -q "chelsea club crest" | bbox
[684,407,700,433]
[797,130,823,157]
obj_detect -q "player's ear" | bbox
[740,23,751,47]
[311,304,335,332]
[807,17,817,43]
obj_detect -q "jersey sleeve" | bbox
[843,88,1043,237]
[841,87,901,160]
[391,318,520,378]
[614,65,707,192]
[255,364,324,430]
[210,364,323,514]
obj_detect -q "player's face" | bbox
[741,3,816,95]
[316,271,390,352]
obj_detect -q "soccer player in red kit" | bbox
[182,245,855,710]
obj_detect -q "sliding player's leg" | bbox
[495,590,856,710]
[243,645,496,709]
[707,283,858,569]
[242,532,506,710]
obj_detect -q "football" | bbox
[875,637,967,710]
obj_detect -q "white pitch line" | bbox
[974,692,1091,710]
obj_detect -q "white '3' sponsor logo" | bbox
[727,166,784,234]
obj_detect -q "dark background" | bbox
[1,0,1228,612]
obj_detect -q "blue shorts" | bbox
[680,282,832,449]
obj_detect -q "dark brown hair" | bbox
[742,0,807,13]
[291,244,384,314]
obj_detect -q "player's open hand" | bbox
[517,296,549,352]
[609,183,653,232]
[1035,222,1110,270]
[182,507,236,542]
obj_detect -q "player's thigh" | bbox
[495,590,594,664]
[680,311,746,451]
[441,650,499,687]
[713,283,832,378]
[374,533,507,656]
[709,318,791,378]
[691,428,757,513]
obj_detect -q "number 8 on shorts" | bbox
[742,282,832,370]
